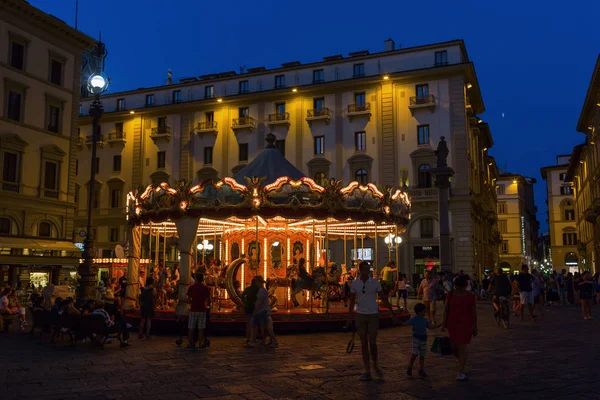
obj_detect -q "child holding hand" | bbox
[402,303,441,378]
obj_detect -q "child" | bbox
[404,303,441,378]
[138,278,156,340]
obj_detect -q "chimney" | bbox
[384,38,395,51]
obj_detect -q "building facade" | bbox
[496,174,539,272]
[565,55,600,273]
[0,0,95,287]
[76,39,499,282]
[541,155,580,271]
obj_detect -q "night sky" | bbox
[31,0,600,232]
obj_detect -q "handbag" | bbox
[431,336,452,356]
[430,336,441,355]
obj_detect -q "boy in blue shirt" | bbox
[404,303,441,377]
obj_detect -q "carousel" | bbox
[122,134,411,329]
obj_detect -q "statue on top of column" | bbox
[435,136,449,168]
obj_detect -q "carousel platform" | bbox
[124,306,411,334]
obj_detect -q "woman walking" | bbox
[578,272,594,320]
[442,275,477,381]
[547,273,560,305]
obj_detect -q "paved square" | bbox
[0,302,597,400]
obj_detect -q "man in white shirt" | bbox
[348,261,397,381]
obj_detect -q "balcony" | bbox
[267,112,290,127]
[347,103,371,121]
[231,116,256,132]
[85,134,104,148]
[406,187,439,202]
[306,108,331,125]
[107,131,126,146]
[1,180,20,193]
[194,121,218,135]
[408,95,436,115]
[76,136,85,149]
[150,126,171,143]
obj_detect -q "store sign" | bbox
[413,246,440,259]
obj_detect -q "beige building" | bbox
[76,38,499,282]
[0,0,95,287]
[541,155,580,271]
[565,55,600,273]
[496,174,539,271]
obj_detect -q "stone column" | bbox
[432,136,455,273]
[175,217,200,316]
[123,225,141,310]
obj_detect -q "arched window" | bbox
[420,218,434,238]
[562,200,575,221]
[0,218,11,235]
[418,164,432,188]
[355,169,368,185]
[39,222,52,238]
[314,172,327,186]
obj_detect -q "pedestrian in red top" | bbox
[186,273,211,351]
[441,275,477,381]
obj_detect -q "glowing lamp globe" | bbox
[87,72,110,94]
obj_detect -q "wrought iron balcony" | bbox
[107,131,126,146]
[267,112,290,126]
[347,103,371,121]
[409,95,436,115]
[232,116,256,131]
[1,181,19,193]
[194,121,218,134]
[150,126,171,143]
[306,108,331,125]
[85,134,104,147]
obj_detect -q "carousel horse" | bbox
[290,262,329,308]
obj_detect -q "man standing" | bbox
[118,269,127,312]
[186,273,210,350]
[491,268,511,316]
[517,265,535,321]
[417,272,439,323]
[348,261,397,381]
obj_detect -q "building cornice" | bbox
[576,54,600,133]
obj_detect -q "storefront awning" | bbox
[0,237,81,252]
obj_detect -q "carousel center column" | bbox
[175,217,200,316]
[123,225,141,310]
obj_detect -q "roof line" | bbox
[576,54,600,133]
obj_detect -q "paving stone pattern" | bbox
[1,302,599,400]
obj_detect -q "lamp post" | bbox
[197,240,214,264]
[384,233,402,254]
[77,55,110,301]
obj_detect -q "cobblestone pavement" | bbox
[1,301,599,400]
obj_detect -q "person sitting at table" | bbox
[92,300,130,348]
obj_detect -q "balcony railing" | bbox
[232,116,256,129]
[107,131,126,141]
[151,126,171,136]
[406,187,439,200]
[195,121,218,132]
[410,95,435,106]
[85,134,104,144]
[348,103,370,113]
[77,136,85,146]
[1,181,19,193]
[267,112,289,122]
[307,108,331,118]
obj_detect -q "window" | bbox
[314,136,325,155]
[113,155,122,172]
[172,90,181,104]
[313,69,324,84]
[110,228,120,242]
[203,146,213,165]
[238,143,248,162]
[110,188,121,208]
[49,59,63,86]
[314,172,327,186]
[418,164,432,188]
[145,94,154,106]
[275,102,286,116]
[43,161,58,198]
[75,159,78,175]
[205,85,214,99]
[559,172,567,181]
[92,189,100,209]
[276,139,285,156]
[157,151,166,168]
[355,92,366,106]
[95,157,100,174]
[353,63,365,78]
[157,117,167,133]
[497,202,507,214]
[416,84,429,98]
[79,104,82,116]
[47,104,60,133]
[434,51,448,66]
[498,220,507,233]
[38,222,51,238]
[496,184,506,195]
[9,40,25,70]
[239,107,249,118]
[501,241,509,254]
[117,98,126,111]
[239,80,249,94]
[275,75,285,89]
[0,218,11,234]
[2,152,19,191]
[115,122,124,133]
[562,232,577,246]
[564,209,575,221]
[417,125,430,145]
[355,131,366,151]
[420,218,434,238]
[6,90,23,122]
[313,97,325,111]
[560,185,573,195]
[205,111,214,122]
[355,169,368,185]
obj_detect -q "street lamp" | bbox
[384,233,402,250]
[197,240,214,264]
[78,46,110,301]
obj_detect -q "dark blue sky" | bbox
[33,0,600,232]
